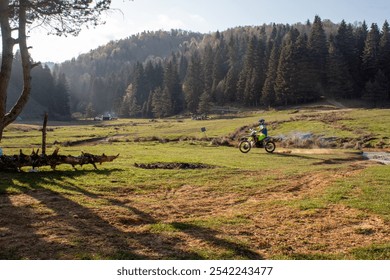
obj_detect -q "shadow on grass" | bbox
[171,222,263,259]
[273,152,323,161]
[274,151,364,165]
[0,169,263,260]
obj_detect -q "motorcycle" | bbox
[238,129,276,153]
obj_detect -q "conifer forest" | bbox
[8,16,390,119]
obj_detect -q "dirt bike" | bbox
[238,129,276,153]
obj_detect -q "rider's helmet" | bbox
[258,119,265,125]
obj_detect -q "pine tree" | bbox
[151,88,164,118]
[355,21,369,58]
[211,35,228,103]
[275,29,300,105]
[293,33,319,103]
[144,60,164,92]
[335,21,356,66]
[237,36,257,105]
[198,90,212,115]
[122,84,141,117]
[53,73,71,120]
[354,21,369,95]
[184,51,203,113]
[202,44,214,97]
[89,76,107,114]
[363,70,389,106]
[261,25,284,107]
[362,23,381,82]
[252,28,267,105]
[129,96,142,117]
[379,20,390,100]
[308,15,328,93]
[131,62,149,116]
[178,54,188,82]
[85,102,96,118]
[151,87,172,118]
[164,58,183,114]
[261,42,280,107]
[335,20,359,96]
[327,35,355,99]
[237,32,267,106]
[223,35,239,103]
[30,65,55,109]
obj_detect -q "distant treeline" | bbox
[12,16,390,119]
[8,54,71,120]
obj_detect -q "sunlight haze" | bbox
[25,0,390,62]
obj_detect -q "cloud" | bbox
[140,14,186,31]
[188,14,209,32]
[28,13,130,62]
[26,5,210,62]
[157,14,186,28]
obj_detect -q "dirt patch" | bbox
[289,111,350,124]
[6,124,42,132]
[134,162,215,169]
[61,136,108,146]
[276,148,356,155]
[60,134,130,146]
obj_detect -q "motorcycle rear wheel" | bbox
[264,141,276,153]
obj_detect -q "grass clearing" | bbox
[0,107,389,259]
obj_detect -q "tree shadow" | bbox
[0,169,263,260]
[0,169,143,259]
[273,152,321,161]
[273,151,363,165]
[171,222,263,259]
[312,157,363,165]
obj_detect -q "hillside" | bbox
[55,17,390,119]
[57,30,203,115]
[10,16,390,120]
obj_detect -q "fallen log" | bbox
[0,148,119,172]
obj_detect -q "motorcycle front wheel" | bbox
[238,140,252,153]
[264,141,276,153]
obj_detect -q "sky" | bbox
[22,0,390,62]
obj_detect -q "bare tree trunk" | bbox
[4,1,33,126]
[0,0,17,141]
[0,0,35,141]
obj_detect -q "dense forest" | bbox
[9,16,390,119]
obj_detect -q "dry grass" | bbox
[1,108,389,260]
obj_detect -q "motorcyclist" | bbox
[257,119,267,141]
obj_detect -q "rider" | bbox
[257,119,267,141]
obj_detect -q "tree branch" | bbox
[31,62,41,69]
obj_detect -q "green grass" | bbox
[287,163,390,221]
[327,165,390,220]
[351,244,390,260]
[1,107,389,260]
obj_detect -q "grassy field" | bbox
[0,107,389,260]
